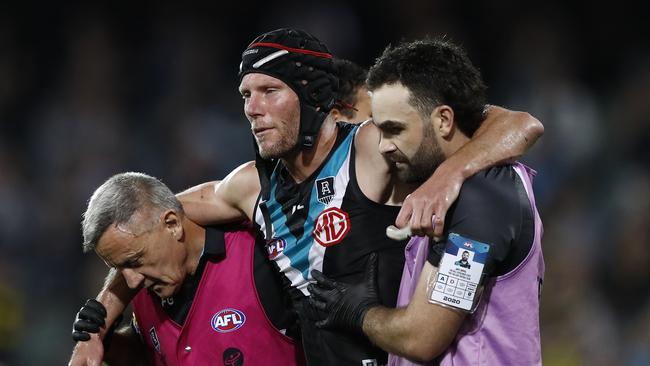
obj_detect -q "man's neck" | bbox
[282,117,338,183]
[182,218,206,276]
[441,133,471,159]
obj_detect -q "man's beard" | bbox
[398,129,446,184]
[256,128,300,160]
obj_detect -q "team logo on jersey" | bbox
[149,327,161,353]
[266,238,287,260]
[223,347,244,366]
[463,241,474,249]
[211,308,246,333]
[313,207,350,247]
[315,176,335,204]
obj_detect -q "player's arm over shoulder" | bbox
[353,121,396,203]
[177,161,261,224]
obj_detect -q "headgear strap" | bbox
[239,28,338,149]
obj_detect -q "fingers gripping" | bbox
[311,269,337,289]
[395,194,413,228]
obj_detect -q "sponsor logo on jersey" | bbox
[223,347,244,366]
[291,203,305,214]
[149,327,161,353]
[161,296,174,307]
[211,308,246,333]
[266,238,287,260]
[313,207,350,247]
[315,176,335,204]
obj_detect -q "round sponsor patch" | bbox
[312,207,350,247]
[211,308,246,333]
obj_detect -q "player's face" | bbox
[462,252,469,260]
[239,73,300,159]
[371,83,445,184]
[95,213,188,299]
[350,86,372,124]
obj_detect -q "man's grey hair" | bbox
[81,172,184,253]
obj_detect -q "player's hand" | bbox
[72,299,107,342]
[308,253,380,333]
[395,160,463,240]
[68,333,104,366]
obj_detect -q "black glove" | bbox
[308,252,380,333]
[72,299,107,342]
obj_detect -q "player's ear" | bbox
[330,107,343,122]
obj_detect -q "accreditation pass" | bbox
[429,233,490,312]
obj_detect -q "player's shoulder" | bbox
[353,119,379,147]
[347,120,394,202]
[352,120,389,169]
[222,161,260,195]
[229,160,258,179]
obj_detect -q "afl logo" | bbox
[211,308,246,333]
[266,238,286,260]
[312,207,350,247]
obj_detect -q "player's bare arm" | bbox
[362,262,465,362]
[177,161,261,223]
[396,107,544,238]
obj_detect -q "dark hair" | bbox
[334,59,367,119]
[367,38,487,137]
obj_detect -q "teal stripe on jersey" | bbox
[267,125,357,283]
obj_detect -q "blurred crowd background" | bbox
[1,1,648,365]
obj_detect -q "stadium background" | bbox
[0,1,648,365]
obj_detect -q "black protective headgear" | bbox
[239,28,338,149]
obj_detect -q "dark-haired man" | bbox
[309,38,544,366]
[455,251,471,269]
[331,58,371,124]
[71,29,543,366]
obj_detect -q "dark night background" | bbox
[0,1,648,364]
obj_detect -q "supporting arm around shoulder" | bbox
[457,105,544,174]
[395,106,543,239]
[362,262,465,362]
[176,161,261,224]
